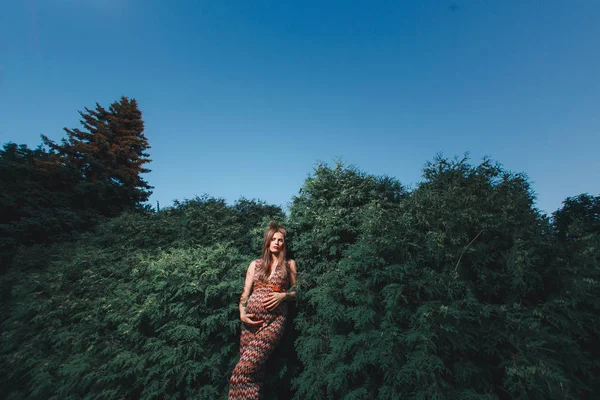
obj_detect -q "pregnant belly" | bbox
[246,291,268,315]
[246,289,287,318]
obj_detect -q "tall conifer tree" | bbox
[42,96,152,216]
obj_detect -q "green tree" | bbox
[553,194,600,240]
[42,96,153,217]
[548,194,600,396]
[288,156,597,399]
[286,160,407,399]
[0,142,92,270]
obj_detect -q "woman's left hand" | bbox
[263,292,286,311]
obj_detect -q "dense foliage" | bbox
[0,142,93,269]
[0,196,286,399]
[288,157,599,399]
[1,97,598,398]
[1,97,152,270]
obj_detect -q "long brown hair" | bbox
[255,221,288,284]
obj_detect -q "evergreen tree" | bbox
[0,142,91,270]
[42,96,152,217]
[287,156,598,399]
[286,161,407,399]
[553,194,600,240]
[548,194,600,396]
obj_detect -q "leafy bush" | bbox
[0,196,287,399]
[1,157,598,399]
[288,156,599,399]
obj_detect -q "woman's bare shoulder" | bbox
[246,260,256,271]
[288,259,297,271]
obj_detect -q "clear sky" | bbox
[1,0,598,216]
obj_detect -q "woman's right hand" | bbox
[240,312,263,327]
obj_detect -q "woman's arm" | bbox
[285,259,297,301]
[263,259,298,311]
[239,261,263,326]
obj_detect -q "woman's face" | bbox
[269,232,285,254]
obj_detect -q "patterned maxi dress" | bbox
[228,260,289,399]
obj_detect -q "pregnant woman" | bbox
[228,222,297,399]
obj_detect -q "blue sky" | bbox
[1,0,598,216]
